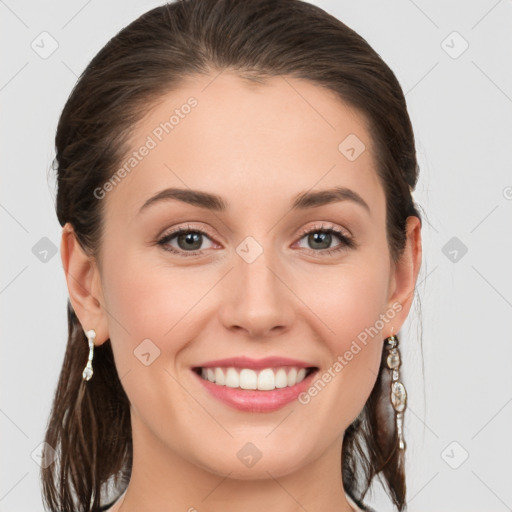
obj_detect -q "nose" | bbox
[219,247,295,339]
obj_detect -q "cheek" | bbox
[99,249,174,371]
[100,246,219,381]
[99,253,199,415]
[294,258,390,404]
[286,265,389,447]
[300,261,390,347]
[102,245,199,334]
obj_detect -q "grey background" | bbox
[1,0,511,511]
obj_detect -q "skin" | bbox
[61,71,422,512]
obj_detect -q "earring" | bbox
[385,330,407,450]
[82,329,96,381]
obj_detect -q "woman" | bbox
[41,0,422,511]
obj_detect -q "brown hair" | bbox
[42,1,422,510]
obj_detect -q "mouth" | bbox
[192,365,319,391]
[190,356,320,412]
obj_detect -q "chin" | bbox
[197,450,308,480]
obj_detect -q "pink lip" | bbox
[191,367,319,412]
[193,356,316,370]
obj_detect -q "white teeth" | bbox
[257,368,275,390]
[198,366,311,390]
[239,369,258,390]
[214,367,225,385]
[225,367,239,388]
[287,367,297,386]
[275,368,288,388]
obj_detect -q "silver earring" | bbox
[385,330,407,450]
[82,329,96,381]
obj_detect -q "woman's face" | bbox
[74,72,419,479]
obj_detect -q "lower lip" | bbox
[192,369,318,412]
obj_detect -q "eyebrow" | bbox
[138,186,371,214]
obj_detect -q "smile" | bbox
[194,366,317,391]
[191,364,319,412]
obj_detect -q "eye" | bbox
[157,224,216,257]
[295,223,355,256]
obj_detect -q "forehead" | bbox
[103,72,384,223]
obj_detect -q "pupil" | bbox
[179,232,201,250]
[310,232,330,249]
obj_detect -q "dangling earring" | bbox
[82,329,96,381]
[385,329,407,450]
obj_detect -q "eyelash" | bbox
[157,223,356,258]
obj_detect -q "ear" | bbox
[385,215,422,336]
[60,223,109,346]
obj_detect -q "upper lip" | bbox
[193,356,318,370]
